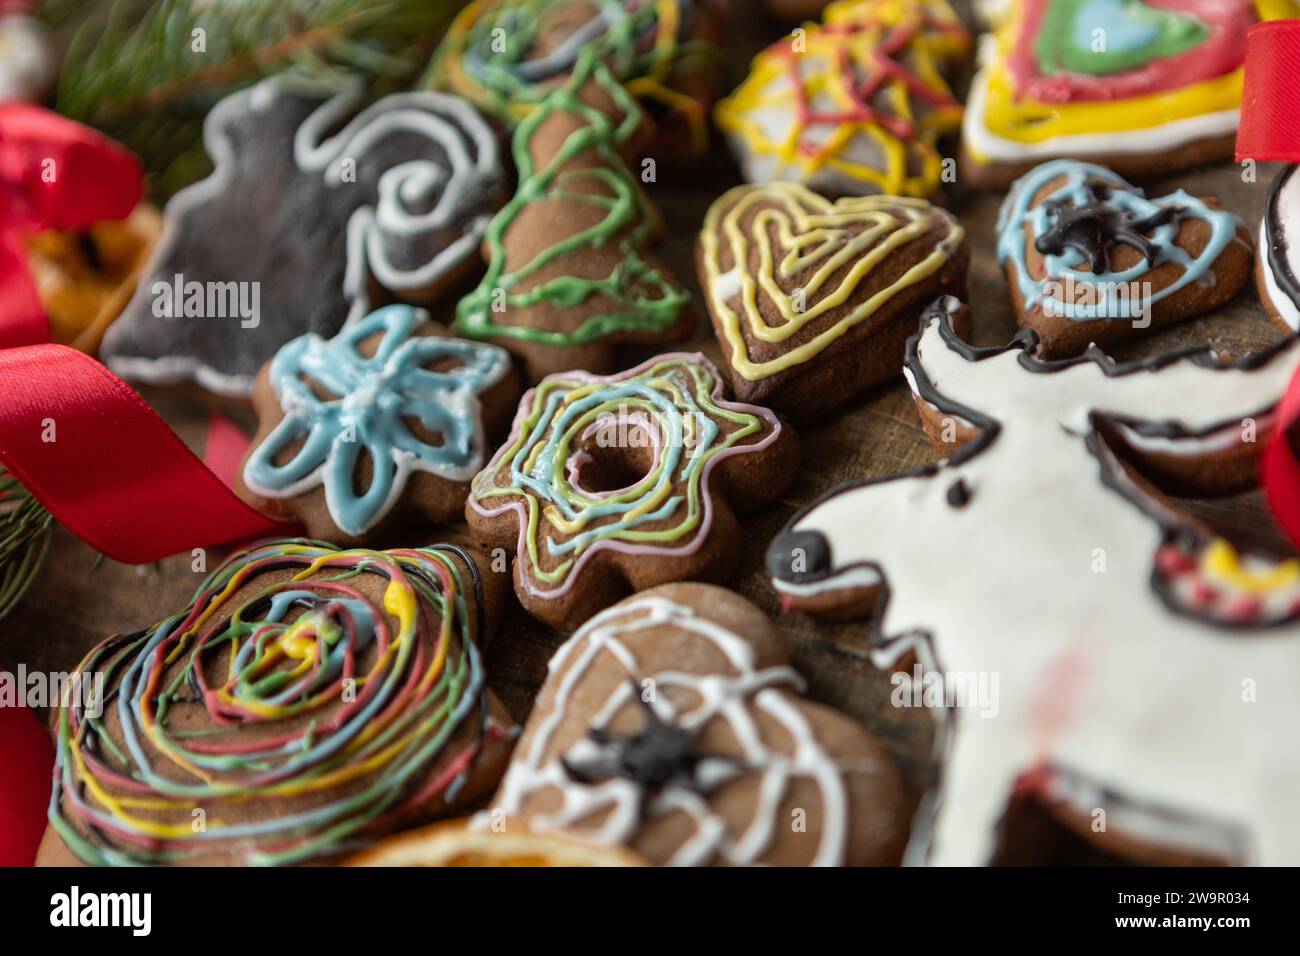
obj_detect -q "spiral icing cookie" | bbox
[453,53,693,382]
[431,0,726,155]
[238,304,519,546]
[1258,164,1300,334]
[962,0,1298,189]
[697,182,969,416]
[484,583,909,866]
[466,353,799,631]
[996,160,1252,357]
[715,0,971,199]
[101,77,507,396]
[39,540,515,867]
[767,297,1300,864]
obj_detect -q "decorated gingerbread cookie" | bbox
[962,0,1298,190]
[483,583,910,866]
[997,160,1252,357]
[1258,164,1300,333]
[430,0,726,156]
[100,77,507,396]
[39,540,515,867]
[466,353,799,631]
[768,296,1300,864]
[715,0,971,199]
[238,304,519,546]
[23,205,163,354]
[453,52,693,382]
[697,181,969,416]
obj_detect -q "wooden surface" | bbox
[5,3,1293,816]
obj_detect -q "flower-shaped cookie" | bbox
[240,304,518,545]
[466,353,799,630]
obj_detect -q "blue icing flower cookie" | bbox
[995,159,1253,357]
[239,304,519,544]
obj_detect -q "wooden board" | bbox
[5,3,1293,815]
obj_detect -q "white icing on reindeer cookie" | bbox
[769,296,1300,864]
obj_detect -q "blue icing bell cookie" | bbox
[996,159,1253,357]
[239,304,518,543]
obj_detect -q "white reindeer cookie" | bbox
[768,295,1300,865]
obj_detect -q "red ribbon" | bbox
[1236,19,1300,163]
[0,104,293,564]
[1236,21,1300,548]
[0,707,52,866]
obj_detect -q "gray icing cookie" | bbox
[101,76,506,396]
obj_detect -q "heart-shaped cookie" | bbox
[484,583,909,866]
[996,159,1252,357]
[697,181,968,417]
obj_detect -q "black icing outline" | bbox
[1264,164,1300,313]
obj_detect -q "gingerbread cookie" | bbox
[484,583,909,866]
[431,0,726,156]
[466,353,799,631]
[40,540,515,867]
[238,304,518,546]
[698,182,969,416]
[997,160,1252,358]
[962,0,1296,190]
[453,52,693,382]
[23,205,163,354]
[101,77,507,396]
[768,295,1300,864]
[1258,164,1300,333]
[715,0,971,199]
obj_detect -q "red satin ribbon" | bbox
[0,104,293,564]
[0,707,52,866]
[1236,19,1300,163]
[1237,21,1300,547]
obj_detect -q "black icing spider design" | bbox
[561,684,739,816]
[1035,182,1183,274]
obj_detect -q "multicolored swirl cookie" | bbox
[101,78,508,396]
[715,0,971,198]
[697,182,969,416]
[39,540,515,866]
[483,583,910,866]
[429,0,726,155]
[238,304,518,547]
[996,160,1252,357]
[1258,164,1300,333]
[962,0,1299,189]
[453,52,693,383]
[466,353,799,631]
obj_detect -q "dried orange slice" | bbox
[347,821,646,867]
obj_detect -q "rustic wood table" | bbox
[5,3,1292,848]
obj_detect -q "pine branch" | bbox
[0,469,54,623]
[51,0,463,196]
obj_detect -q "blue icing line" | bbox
[995,159,1242,323]
[243,304,511,536]
[1072,0,1158,53]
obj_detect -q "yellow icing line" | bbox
[700,182,963,381]
[1203,539,1300,593]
